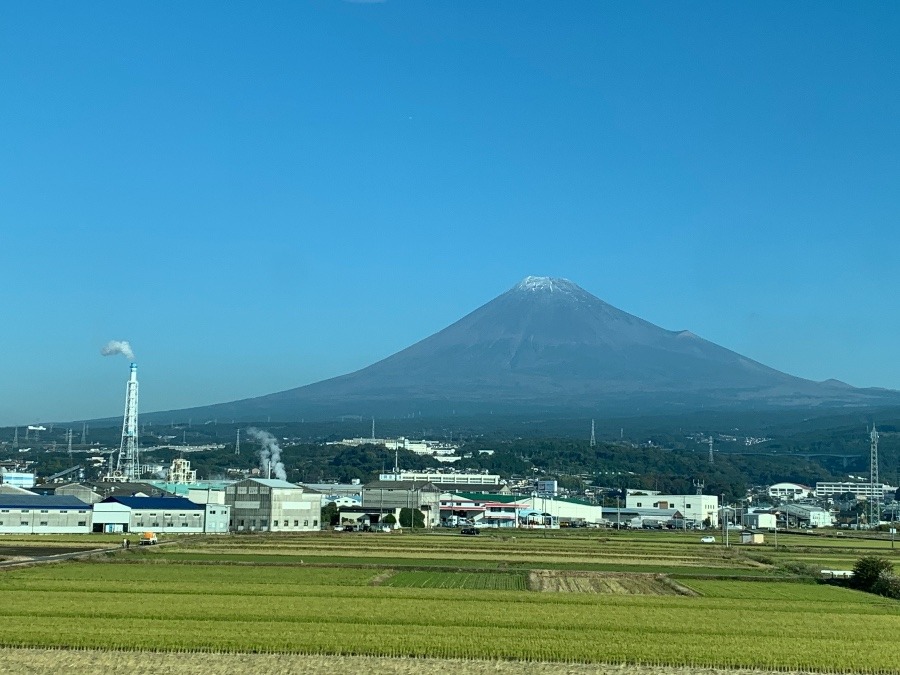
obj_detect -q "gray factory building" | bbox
[225,478,322,532]
[0,494,92,534]
[362,480,442,528]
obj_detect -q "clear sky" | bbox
[2,2,899,426]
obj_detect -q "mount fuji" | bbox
[149,277,900,421]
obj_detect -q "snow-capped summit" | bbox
[514,276,580,293]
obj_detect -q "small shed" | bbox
[740,529,765,545]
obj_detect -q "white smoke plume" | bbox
[101,340,135,360]
[246,427,287,481]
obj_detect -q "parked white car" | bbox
[700,536,716,543]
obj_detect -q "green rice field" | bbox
[1,530,900,671]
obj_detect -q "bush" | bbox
[872,572,900,599]
[399,508,425,528]
[852,556,894,591]
[382,513,397,525]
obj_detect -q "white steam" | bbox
[101,340,135,360]
[246,427,287,481]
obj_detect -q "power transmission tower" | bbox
[693,479,705,496]
[12,427,17,450]
[590,419,596,448]
[870,425,881,526]
[708,435,714,464]
[66,428,73,458]
[235,429,241,455]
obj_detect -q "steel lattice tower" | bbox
[708,435,714,464]
[870,425,881,526]
[115,363,140,481]
[590,419,596,448]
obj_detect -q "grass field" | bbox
[2,530,900,671]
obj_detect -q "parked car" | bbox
[460,527,480,536]
[700,536,716,543]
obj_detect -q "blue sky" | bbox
[2,2,899,425]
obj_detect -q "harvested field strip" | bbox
[2,649,894,675]
[528,571,691,595]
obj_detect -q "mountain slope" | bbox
[147,277,900,421]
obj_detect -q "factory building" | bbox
[225,478,322,532]
[768,483,813,500]
[743,511,777,529]
[440,493,604,528]
[43,482,159,504]
[378,471,501,486]
[362,480,442,527]
[186,488,231,533]
[815,482,892,500]
[784,503,834,528]
[94,496,206,534]
[0,494,92,534]
[0,470,36,489]
[626,494,719,528]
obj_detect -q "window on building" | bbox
[260,519,268,526]
[0,510,7,513]
[209,510,216,515]
[636,502,642,507]
[21,510,29,513]
[40,510,48,513]
[250,519,256,527]
[313,519,318,527]
[20,521,28,526]
[237,487,247,494]
[39,521,48,526]
[226,487,235,494]
[283,520,288,526]
[248,486,258,494]
[181,522,188,527]
[294,520,299,526]
[78,521,86,527]
[238,520,244,527]
[60,510,68,514]
[152,522,159,527]
[304,520,308,526]
[686,504,692,509]
[78,510,86,514]
[0,521,3,525]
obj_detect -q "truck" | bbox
[139,531,158,546]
